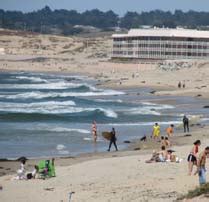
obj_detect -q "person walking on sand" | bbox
[92,121,97,143]
[152,123,160,140]
[107,128,118,152]
[178,81,182,88]
[166,124,174,137]
[183,115,189,133]
[187,140,201,175]
[195,146,209,185]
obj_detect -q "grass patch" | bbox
[178,183,209,200]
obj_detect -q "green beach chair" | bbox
[38,160,56,179]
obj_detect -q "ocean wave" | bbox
[95,99,123,103]
[142,102,174,109]
[14,76,48,83]
[56,144,66,150]
[121,107,161,116]
[0,81,96,90]
[0,103,117,118]
[21,125,91,134]
[58,150,70,155]
[49,127,90,134]
[0,100,76,108]
[105,121,182,126]
[0,89,125,99]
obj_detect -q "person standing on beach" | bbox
[178,81,182,88]
[92,121,97,143]
[196,146,209,185]
[187,140,201,175]
[152,123,160,140]
[183,115,189,133]
[107,128,118,152]
[166,124,174,137]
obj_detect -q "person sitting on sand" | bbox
[146,146,167,163]
[164,137,171,147]
[166,150,182,163]
[161,136,165,146]
[166,124,174,137]
[26,165,39,180]
[152,123,160,140]
[92,121,97,143]
[187,140,201,175]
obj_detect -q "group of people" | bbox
[14,158,55,180]
[92,121,118,152]
[178,81,186,89]
[187,140,209,185]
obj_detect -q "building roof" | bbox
[112,28,209,39]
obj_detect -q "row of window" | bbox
[113,44,209,49]
[113,51,209,57]
[113,37,209,43]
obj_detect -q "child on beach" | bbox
[187,140,201,175]
[15,159,26,180]
[166,124,174,137]
[26,165,39,179]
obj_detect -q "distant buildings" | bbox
[112,28,209,60]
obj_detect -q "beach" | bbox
[0,125,209,201]
[1,29,209,201]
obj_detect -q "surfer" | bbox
[92,121,97,143]
[107,128,118,152]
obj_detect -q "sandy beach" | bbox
[0,125,209,202]
[1,29,209,201]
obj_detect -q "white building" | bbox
[112,28,209,60]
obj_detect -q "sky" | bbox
[1,0,209,15]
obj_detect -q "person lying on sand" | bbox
[146,146,167,163]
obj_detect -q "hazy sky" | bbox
[1,0,209,15]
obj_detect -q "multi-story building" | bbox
[112,29,209,60]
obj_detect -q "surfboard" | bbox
[102,131,112,140]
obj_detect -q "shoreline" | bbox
[1,30,209,201]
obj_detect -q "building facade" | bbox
[112,29,209,60]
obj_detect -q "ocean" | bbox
[0,71,207,159]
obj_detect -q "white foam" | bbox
[95,99,123,103]
[0,81,89,90]
[121,107,161,116]
[105,121,181,126]
[103,109,118,118]
[0,102,117,118]
[15,76,48,83]
[26,125,91,134]
[52,127,90,134]
[56,144,66,150]
[0,89,125,99]
[58,150,70,155]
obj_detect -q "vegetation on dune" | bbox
[178,183,209,200]
[1,6,209,35]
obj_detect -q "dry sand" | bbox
[1,29,209,201]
